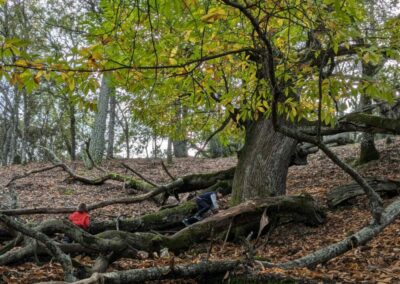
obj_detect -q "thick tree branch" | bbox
[0,214,75,282]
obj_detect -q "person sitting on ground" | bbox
[63,203,90,243]
[68,203,90,231]
[183,191,223,226]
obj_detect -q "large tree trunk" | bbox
[231,119,297,205]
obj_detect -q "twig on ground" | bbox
[121,163,159,187]
[161,160,176,181]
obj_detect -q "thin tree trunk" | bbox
[20,93,30,164]
[69,101,77,161]
[2,124,12,166]
[173,99,188,158]
[9,91,19,164]
[107,94,116,159]
[89,74,112,166]
[116,104,130,159]
[359,62,380,164]
[2,91,19,165]
[166,137,173,164]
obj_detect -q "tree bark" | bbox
[173,140,188,158]
[2,91,19,165]
[44,195,399,284]
[0,214,75,282]
[106,94,116,159]
[231,118,297,205]
[57,197,399,284]
[89,74,112,167]
[1,195,325,263]
[21,92,31,164]
[327,178,400,208]
[359,61,380,164]
[116,104,130,159]
[173,99,188,158]
[166,137,173,164]
[69,101,77,161]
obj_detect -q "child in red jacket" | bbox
[69,203,90,230]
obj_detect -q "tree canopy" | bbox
[1,0,398,150]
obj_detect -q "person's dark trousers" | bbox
[196,197,211,216]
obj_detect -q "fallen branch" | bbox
[0,213,75,282]
[37,197,400,283]
[327,178,400,208]
[4,164,63,188]
[1,168,235,216]
[161,194,325,252]
[160,160,175,181]
[120,163,159,187]
[0,182,176,215]
[39,260,241,284]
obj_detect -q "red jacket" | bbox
[68,211,90,230]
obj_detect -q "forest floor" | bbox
[0,138,400,283]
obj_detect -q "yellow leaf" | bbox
[33,71,43,84]
[15,59,28,67]
[363,53,370,63]
[68,78,75,91]
[44,71,51,81]
[92,51,103,60]
[201,7,227,23]
[183,30,192,41]
[169,46,178,65]
[168,58,177,65]
[61,72,69,81]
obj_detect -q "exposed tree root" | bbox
[35,198,400,283]
[38,260,241,284]
[0,195,324,273]
[0,213,75,282]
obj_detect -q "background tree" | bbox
[88,74,112,166]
